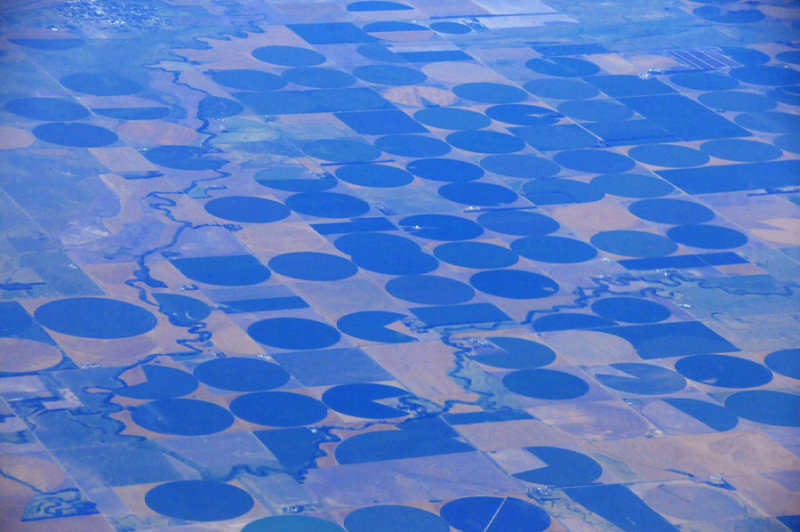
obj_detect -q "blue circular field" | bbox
[230,391,328,426]
[511,236,597,263]
[736,111,800,134]
[720,47,769,66]
[352,64,426,85]
[675,354,772,388]
[480,154,560,179]
[591,230,678,257]
[439,182,518,206]
[725,391,800,426]
[344,505,449,532]
[554,149,636,173]
[335,233,439,275]
[169,255,270,286]
[33,122,118,147]
[470,269,559,299]
[269,251,357,281]
[143,145,227,171]
[446,130,525,154]
[145,481,253,521]
[193,357,290,391]
[243,515,344,531]
[375,134,451,157]
[523,79,599,100]
[414,108,491,130]
[698,90,776,112]
[406,158,484,182]
[282,67,355,88]
[434,242,518,269]
[248,317,341,350]
[596,363,686,395]
[385,275,474,305]
[336,311,416,344]
[322,383,410,419]
[485,104,559,126]
[522,179,605,205]
[526,56,599,77]
[628,198,715,225]
[775,134,800,154]
[670,72,739,91]
[35,297,157,339]
[591,297,670,323]
[764,348,800,380]
[210,69,286,91]
[628,144,709,168]
[666,224,748,249]
[115,365,198,400]
[440,496,551,532]
[60,72,141,95]
[285,192,370,218]
[503,368,589,399]
[472,337,557,369]
[252,46,326,66]
[356,44,404,63]
[699,139,782,162]
[336,164,414,188]
[255,168,337,192]
[477,210,559,236]
[730,65,800,86]
[131,398,234,435]
[430,21,471,34]
[399,213,483,241]
[591,173,674,198]
[204,196,290,223]
[5,97,89,121]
